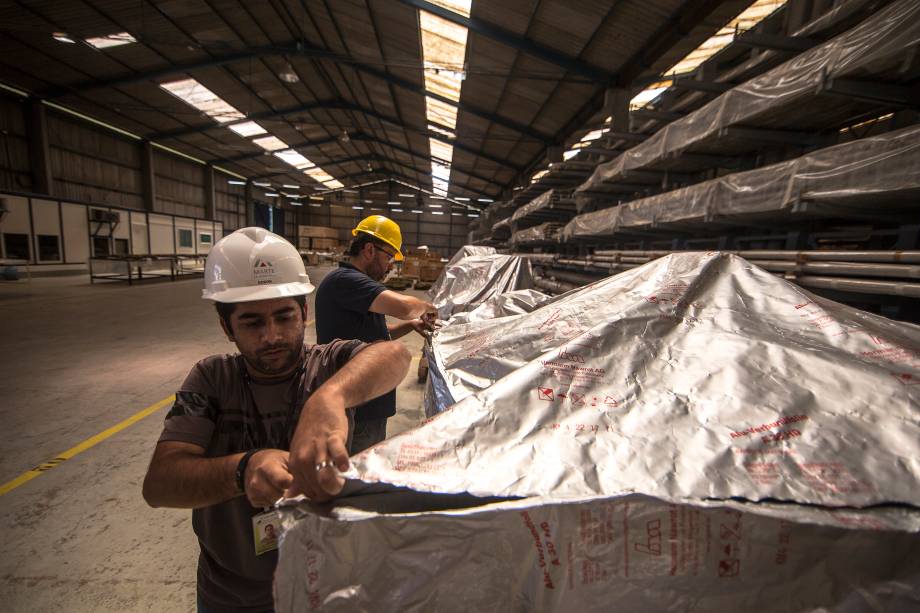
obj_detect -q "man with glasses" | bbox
[314,215,437,453]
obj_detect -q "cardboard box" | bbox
[419,262,443,282]
[311,238,340,251]
[298,237,340,251]
[401,257,421,279]
[297,225,340,240]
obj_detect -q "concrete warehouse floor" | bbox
[0,265,431,612]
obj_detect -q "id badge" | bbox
[252,510,280,556]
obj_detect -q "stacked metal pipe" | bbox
[518,249,920,298]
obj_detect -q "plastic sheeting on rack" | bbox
[491,217,512,239]
[276,253,920,611]
[564,123,920,241]
[510,189,577,228]
[511,222,564,247]
[426,253,534,321]
[575,0,920,200]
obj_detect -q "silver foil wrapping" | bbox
[425,253,534,321]
[277,253,920,611]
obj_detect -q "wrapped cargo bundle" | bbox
[276,253,920,612]
[445,245,496,267]
[426,253,534,320]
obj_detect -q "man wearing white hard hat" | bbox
[315,215,438,453]
[142,227,409,613]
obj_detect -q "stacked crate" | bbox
[297,226,342,252]
[400,247,444,282]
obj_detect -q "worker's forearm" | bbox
[143,451,242,509]
[401,295,432,319]
[387,320,414,340]
[320,341,410,408]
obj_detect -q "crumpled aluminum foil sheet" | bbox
[276,253,920,611]
[445,245,496,267]
[425,253,534,320]
[424,288,551,417]
[276,493,920,612]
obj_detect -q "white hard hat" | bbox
[202,227,314,303]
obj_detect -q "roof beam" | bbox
[393,0,614,84]
[519,0,727,187]
[216,131,504,192]
[42,42,549,142]
[158,98,522,172]
[349,134,506,190]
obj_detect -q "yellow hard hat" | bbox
[352,215,403,261]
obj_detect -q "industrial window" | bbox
[3,233,30,260]
[178,229,193,248]
[37,235,60,261]
[113,238,129,255]
[92,236,110,257]
[199,233,212,245]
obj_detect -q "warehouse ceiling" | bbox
[0,0,755,207]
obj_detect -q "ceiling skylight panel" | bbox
[252,136,288,151]
[160,78,244,123]
[430,140,454,162]
[85,32,136,49]
[419,8,469,198]
[305,167,334,182]
[229,121,267,137]
[631,0,786,109]
[424,67,465,100]
[426,0,471,17]
[426,97,459,127]
[274,149,314,169]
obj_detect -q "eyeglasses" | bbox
[374,243,397,262]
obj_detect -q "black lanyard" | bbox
[237,354,306,450]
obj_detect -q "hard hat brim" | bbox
[203,281,315,303]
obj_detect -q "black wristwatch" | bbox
[235,449,262,494]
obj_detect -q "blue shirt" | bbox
[315,262,395,420]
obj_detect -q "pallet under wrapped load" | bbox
[275,252,920,612]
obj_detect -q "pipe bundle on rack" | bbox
[519,250,920,298]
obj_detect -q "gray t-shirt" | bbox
[157,340,364,612]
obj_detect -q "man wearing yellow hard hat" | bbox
[315,215,438,453]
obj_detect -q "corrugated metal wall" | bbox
[215,180,246,232]
[154,151,205,218]
[0,96,32,192]
[1,91,475,258]
[48,112,143,209]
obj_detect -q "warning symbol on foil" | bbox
[720,523,741,541]
[569,392,585,405]
[891,372,919,386]
[537,387,555,401]
[718,559,740,578]
[603,396,619,406]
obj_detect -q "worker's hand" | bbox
[410,317,438,337]
[422,301,438,318]
[285,388,349,502]
[243,449,293,508]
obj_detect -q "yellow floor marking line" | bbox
[0,394,176,497]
